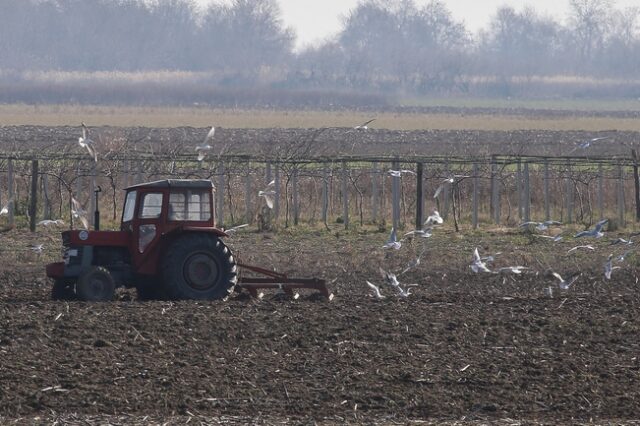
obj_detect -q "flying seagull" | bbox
[552,271,581,290]
[71,197,89,230]
[433,175,471,199]
[610,237,634,246]
[196,126,215,161]
[380,268,412,297]
[424,210,444,227]
[382,227,402,250]
[388,169,416,177]
[604,254,621,280]
[354,118,375,130]
[37,219,65,227]
[365,281,385,299]
[471,248,491,273]
[568,136,611,153]
[496,266,528,274]
[616,249,634,263]
[519,220,562,232]
[575,219,608,238]
[224,223,248,235]
[30,244,44,254]
[78,122,98,162]
[258,180,276,209]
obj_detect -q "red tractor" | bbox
[46,179,331,301]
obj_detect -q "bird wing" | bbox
[472,248,481,262]
[205,126,215,143]
[552,272,564,282]
[433,183,445,198]
[359,118,375,127]
[81,122,88,140]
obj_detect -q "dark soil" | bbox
[1,227,639,424]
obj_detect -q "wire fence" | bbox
[0,152,638,232]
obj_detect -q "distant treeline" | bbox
[0,0,639,104]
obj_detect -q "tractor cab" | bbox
[46,179,331,302]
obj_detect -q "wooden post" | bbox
[490,156,500,225]
[29,160,38,232]
[598,163,604,219]
[244,169,252,224]
[123,159,130,189]
[217,162,224,227]
[7,159,14,227]
[632,150,640,221]
[416,162,424,230]
[322,166,329,226]
[292,167,299,225]
[523,162,531,222]
[392,160,400,230]
[341,161,349,229]
[75,162,83,205]
[544,160,550,221]
[472,163,479,229]
[618,163,625,227]
[274,165,280,221]
[265,162,272,184]
[371,162,379,222]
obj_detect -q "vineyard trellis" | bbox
[0,151,638,232]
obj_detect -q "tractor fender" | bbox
[163,226,229,239]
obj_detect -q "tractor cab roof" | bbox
[125,179,214,191]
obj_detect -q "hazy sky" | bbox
[194,0,638,49]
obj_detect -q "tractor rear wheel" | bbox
[51,279,76,301]
[162,234,237,300]
[136,277,166,301]
[76,266,116,302]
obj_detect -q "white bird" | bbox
[354,118,375,130]
[365,281,385,299]
[37,219,65,227]
[403,228,432,239]
[604,254,621,280]
[616,249,634,263]
[224,223,248,235]
[471,248,491,273]
[380,268,413,297]
[258,180,276,209]
[0,202,9,215]
[567,245,595,253]
[78,122,98,162]
[382,227,402,250]
[569,136,611,153]
[196,126,215,161]
[519,220,562,232]
[424,210,443,227]
[71,197,89,230]
[433,175,471,198]
[30,244,44,254]
[401,250,424,275]
[534,233,565,242]
[575,219,608,238]
[496,266,528,274]
[388,169,416,177]
[552,271,581,290]
[610,237,634,246]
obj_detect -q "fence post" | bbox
[472,163,479,229]
[123,159,130,189]
[29,160,38,232]
[523,162,531,222]
[442,161,451,219]
[265,162,272,184]
[544,159,550,221]
[292,167,299,226]
[490,156,500,225]
[392,160,400,230]
[217,162,224,226]
[371,162,379,222]
[598,163,604,219]
[632,150,640,221]
[8,159,15,227]
[516,160,523,220]
[416,162,424,230]
[342,161,349,229]
[618,163,625,227]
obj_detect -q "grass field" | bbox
[1,103,640,131]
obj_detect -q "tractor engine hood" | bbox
[62,230,130,247]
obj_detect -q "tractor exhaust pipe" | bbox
[94,186,102,231]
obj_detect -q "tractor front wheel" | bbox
[76,266,116,302]
[162,235,237,300]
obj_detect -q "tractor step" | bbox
[236,262,333,300]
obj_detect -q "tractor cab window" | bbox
[169,190,211,221]
[140,192,163,219]
[122,191,137,222]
